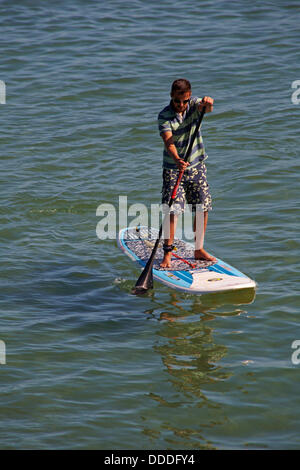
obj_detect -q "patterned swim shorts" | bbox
[161,163,212,214]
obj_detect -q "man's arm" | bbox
[161,131,190,171]
[198,96,214,113]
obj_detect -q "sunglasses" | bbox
[173,98,190,105]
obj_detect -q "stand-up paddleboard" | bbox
[117,226,256,295]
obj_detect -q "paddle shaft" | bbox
[133,105,206,293]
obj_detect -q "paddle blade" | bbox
[132,241,158,294]
[131,269,153,295]
[132,264,154,295]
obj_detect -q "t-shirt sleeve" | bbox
[192,96,202,116]
[158,113,172,135]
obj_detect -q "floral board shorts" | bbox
[161,163,212,215]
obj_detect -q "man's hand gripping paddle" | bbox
[132,105,206,295]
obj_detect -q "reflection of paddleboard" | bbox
[117,226,257,295]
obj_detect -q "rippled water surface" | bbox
[1,0,300,449]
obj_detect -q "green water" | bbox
[0,0,300,449]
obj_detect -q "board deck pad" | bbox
[117,226,256,294]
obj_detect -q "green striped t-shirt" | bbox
[158,96,207,170]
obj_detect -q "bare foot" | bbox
[160,252,172,268]
[195,248,217,262]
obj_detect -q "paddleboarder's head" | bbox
[170,78,192,115]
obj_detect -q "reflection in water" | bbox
[142,289,256,448]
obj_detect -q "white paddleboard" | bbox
[117,226,256,295]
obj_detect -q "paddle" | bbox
[132,104,207,295]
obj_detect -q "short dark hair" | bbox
[171,78,191,95]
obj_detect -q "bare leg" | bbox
[160,213,178,268]
[194,210,216,262]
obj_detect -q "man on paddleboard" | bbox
[158,78,216,268]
